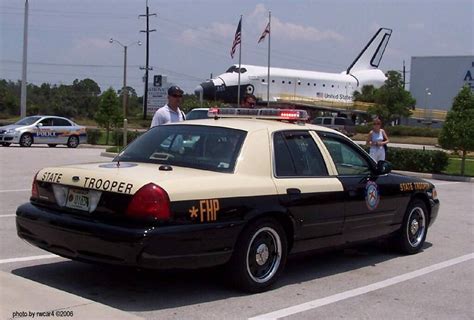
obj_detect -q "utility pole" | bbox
[139,0,156,120]
[402,60,406,90]
[20,0,29,118]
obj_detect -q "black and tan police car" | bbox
[16,108,439,292]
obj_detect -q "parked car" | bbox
[312,116,356,136]
[186,108,209,120]
[16,108,439,292]
[0,116,87,148]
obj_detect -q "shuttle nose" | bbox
[195,81,216,100]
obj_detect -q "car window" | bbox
[118,125,246,173]
[15,116,42,125]
[335,118,345,125]
[313,118,322,124]
[318,132,371,175]
[344,119,354,125]
[323,118,332,125]
[53,118,72,126]
[186,109,209,120]
[39,118,54,127]
[274,131,328,177]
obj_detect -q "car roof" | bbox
[170,118,341,135]
[187,108,209,111]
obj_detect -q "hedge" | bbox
[86,128,101,145]
[362,146,449,173]
[113,129,144,146]
[356,125,440,137]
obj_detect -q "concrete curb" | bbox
[78,144,112,150]
[394,170,473,183]
[0,271,143,320]
[100,152,117,158]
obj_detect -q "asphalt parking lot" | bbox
[0,146,473,320]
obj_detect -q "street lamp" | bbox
[424,88,432,126]
[109,38,141,147]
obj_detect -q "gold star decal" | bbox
[189,206,199,219]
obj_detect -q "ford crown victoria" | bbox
[16,109,439,292]
[0,115,86,147]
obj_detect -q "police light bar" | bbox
[208,108,309,121]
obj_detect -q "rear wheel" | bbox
[1,143,11,147]
[48,144,57,148]
[228,218,287,292]
[20,133,33,147]
[393,199,428,254]
[67,136,79,148]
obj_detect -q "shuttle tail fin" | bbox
[346,28,392,74]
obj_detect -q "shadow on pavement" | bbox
[11,241,433,312]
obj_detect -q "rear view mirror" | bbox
[376,160,392,175]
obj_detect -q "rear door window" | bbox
[273,131,328,177]
[323,118,332,125]
[53,118,72,126]
[335,118,345,125]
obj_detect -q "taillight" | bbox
[126,183,171,220]
[31,172,39,199]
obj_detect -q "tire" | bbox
[1,143,11,147]
[19,133,33,147]
[228,218,287,293]
[67,136,79,148]
[393,199,428,254]
[48,144,57,148]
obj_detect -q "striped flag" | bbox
[230,18,242,59]
[258,22,270,43]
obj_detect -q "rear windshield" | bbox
[117,125,247,173]
[15,116,42,125]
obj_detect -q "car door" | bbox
[52,118,73,144]
[317,131,399,243]
[271,130,345,250]
[36,117,55,144]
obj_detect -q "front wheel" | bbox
[393,199,428,254]
[20,133,33,147]
[228,218,287,293]
[67,136,79,148]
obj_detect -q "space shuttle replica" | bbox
[195,28,392,107]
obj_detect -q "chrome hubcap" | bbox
[256,244,269,266]
[410,220,419,235]
[407,207,426,247]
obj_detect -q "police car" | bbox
[0,115,87,148]
[16,109,439,292]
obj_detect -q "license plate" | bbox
[66,189,90,211]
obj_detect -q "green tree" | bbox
[353,84,376,103]
[439,85,474,175]
[95,88,122,145]
[367,71,415,124]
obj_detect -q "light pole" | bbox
[424,88,432,126]
[109,38,141,147]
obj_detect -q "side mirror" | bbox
[376,160,392,175]
[36,123,43,127]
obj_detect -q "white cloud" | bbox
[178,22,235,45]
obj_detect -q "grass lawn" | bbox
[442,158,474,177]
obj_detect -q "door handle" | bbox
[287,188,301,195]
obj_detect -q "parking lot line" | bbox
[0,214,15,218]
[249,253,474,320]
[0,189,30,193]
[0,254,59,265]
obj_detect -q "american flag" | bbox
[230,18,242,59]
[258,22,270,43]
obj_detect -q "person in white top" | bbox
[150,85,186,128]
[366,117,389,162]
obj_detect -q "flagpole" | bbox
[267,11,271,107]
[237,15,242,106]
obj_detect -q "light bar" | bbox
[208,108,309,121]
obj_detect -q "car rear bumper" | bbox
[16,203,241,269]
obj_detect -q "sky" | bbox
[1,0,473,94]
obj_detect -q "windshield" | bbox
[186,109,209,120]
[117,125,247,173]
[15,116,42,125]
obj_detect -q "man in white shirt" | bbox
[150,85,186,128]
